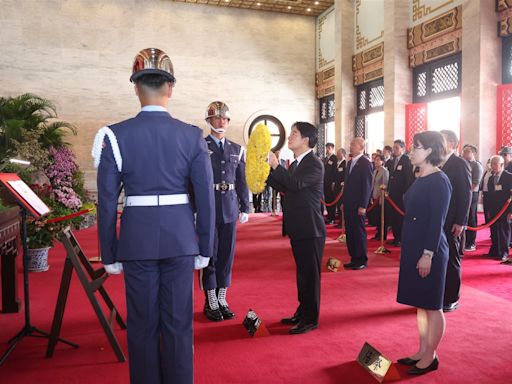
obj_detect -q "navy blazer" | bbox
[267,151,326,240]
[97,111,215,264]
[441,153,472,227]
[387,154,414,204]
[206,137,249,224]
[341,155,373,210]
[483,170,512,217]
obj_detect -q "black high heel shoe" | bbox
[397,357,420,366]
[408,357,439,375]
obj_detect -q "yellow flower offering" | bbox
[245,123,272,194]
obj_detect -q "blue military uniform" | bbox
[201,134,249,292]
[94,106,215,384]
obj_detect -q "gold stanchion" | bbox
[89,203,102,263]
[336,185,346,243]
[375,187,390,254]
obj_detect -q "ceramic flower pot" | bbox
[27,247,51,272]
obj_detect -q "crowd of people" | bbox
[93,48,512,383]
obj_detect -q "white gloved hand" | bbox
[239,212,249,224]
[194,255,210,270]
[104,262,123,275]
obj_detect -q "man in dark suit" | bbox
[202,101,250,322]
[334,148,347,226]
[267,122,325,335]
[341,137,373,270]
[440,130,471,312]
[94,48,215,384]
[482,155,512,262]
[323,142,338,224]
[386,139,414,246]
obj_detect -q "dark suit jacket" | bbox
[387,154,414,206]
[341,155,373,210]
[323,154,338,187]
[483,170,512,217]
[334,159,346,194]
[267,151,326,240]
[441,153,472,227]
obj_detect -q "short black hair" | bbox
[440,130,459,147]
[413,131,447,166]
[383,145,393,152]
[374,154,385,162]
[293,122,318,148]
[393,139,405,148]
[463,144,477,155]
[135,74,171,90]
[326,142,335,149]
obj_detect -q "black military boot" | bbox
[217,287,235,319]
[203,289,223,321]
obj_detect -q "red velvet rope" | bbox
[466,198,511,231]
[385,194,405,216]
[365,199,379,213]
[320,190,343,207]
[45,209,93,223]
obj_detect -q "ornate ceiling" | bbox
[169,0,334,17]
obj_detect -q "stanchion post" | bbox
[88,203,101,263]
[337,185,346,243]
[375,188,390,254]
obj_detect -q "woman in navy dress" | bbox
[396,131,452,375]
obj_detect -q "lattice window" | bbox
[413,53,461,103]
[405,103,428,150]
[497,85,512,149]
[354,115,367,138]
[356,78,384,116]
[316,123,326,158]
[432,62,459,94]
[502,35,512,84]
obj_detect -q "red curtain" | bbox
[405,103,428,150]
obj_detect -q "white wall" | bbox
[0,0,316,190]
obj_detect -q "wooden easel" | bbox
[46,227,127,362]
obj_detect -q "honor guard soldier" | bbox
[202,101,250,321]
[93,48,215,384]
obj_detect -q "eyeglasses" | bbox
[412,145,425,150]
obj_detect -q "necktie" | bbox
[289,160,298,174]
[393,157,399,171]
[219,141,224,152]
[488,174,496,192]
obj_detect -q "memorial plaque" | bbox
[357,342,400,382]
[242,309,270,338]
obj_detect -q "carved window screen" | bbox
[413,53,461,103]
[502,35,512,84]
[356,78,384,116]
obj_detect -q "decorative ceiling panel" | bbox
[168,0,334,17]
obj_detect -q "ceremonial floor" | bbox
[0,213,511,383]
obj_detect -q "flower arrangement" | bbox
[245,123,271,194]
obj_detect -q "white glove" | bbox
[239,212,249,224]
[194,255,210,270]
[104,262,123,275]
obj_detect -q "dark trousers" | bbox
[466,191,479,246]
[443,225,464,306]
[202,221,237,290]
[290,237,325,324]
[124,256,194,384]
[343,206,368,265]
[489,216,510,258]
[388,196,404,242]
[253,193,262,213]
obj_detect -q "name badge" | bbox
[397,165,402,171]
[496,185,502,191]
[338,168,344,172]
[328,160,333,165]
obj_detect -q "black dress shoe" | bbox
[394,241,401,246]
[289,321,318,335]
[347,264,367,270]
[408,357,439,375]
[343,262,355,268]
[397,357,420,366]
[203,304,224,321]
[219,305,235,320]
[281,315,300,325]
[442,301,459,313]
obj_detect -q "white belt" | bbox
[124,194,189,207]
[214,183,235,191]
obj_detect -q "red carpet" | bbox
[1,214,511,383]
